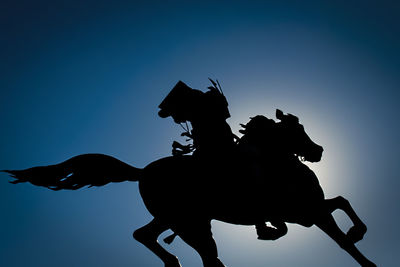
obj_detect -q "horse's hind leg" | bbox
[133,218,181,267]
[325,196,367,243]
[173,221,225,267]
[316,214,376,267]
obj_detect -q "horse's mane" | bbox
[237,115,294,161]
[239,115,276,136]
[238,115,278,145]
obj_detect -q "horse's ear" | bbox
[276,109,284,120]
[288,113,299,123]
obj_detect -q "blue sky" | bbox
[1,1,399,266]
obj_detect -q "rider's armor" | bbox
[158,80,236,158]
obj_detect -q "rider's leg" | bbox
[256,220,288,240]
[315,213,376,267]
[325,196,367,243]
[133,218,181,267]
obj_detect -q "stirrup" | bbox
[256,225,286,241]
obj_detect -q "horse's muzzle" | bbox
[305,145,324,162]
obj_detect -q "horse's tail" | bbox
[2,153,142,191]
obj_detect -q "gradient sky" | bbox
[1,1,399,266]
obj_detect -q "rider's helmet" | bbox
[158,80,230,124]
[201,86,230,121]
[158,81,202,123]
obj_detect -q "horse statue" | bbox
[3,109,376,267]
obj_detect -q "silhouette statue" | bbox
[158,80,285,242]
[3,80,376,267]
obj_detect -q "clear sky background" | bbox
[1,1,399,266]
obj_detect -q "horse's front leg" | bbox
[325,196,367,243]
[316,214,376,267]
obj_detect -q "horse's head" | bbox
[276,109,323,162]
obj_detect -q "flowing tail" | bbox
[2,153,142,190]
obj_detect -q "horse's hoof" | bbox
[362,260,377,267]
[164,233,177,244]
[347,224,367,243]
[165,256,181,267]
[164,256,182,267]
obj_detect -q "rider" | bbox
[158,79,236,158]
[158,79,287,241]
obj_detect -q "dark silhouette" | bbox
[158,80,285,242]
[158,79,236,157]
[3,80,376,267]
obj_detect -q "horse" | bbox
[3,109,376,267]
